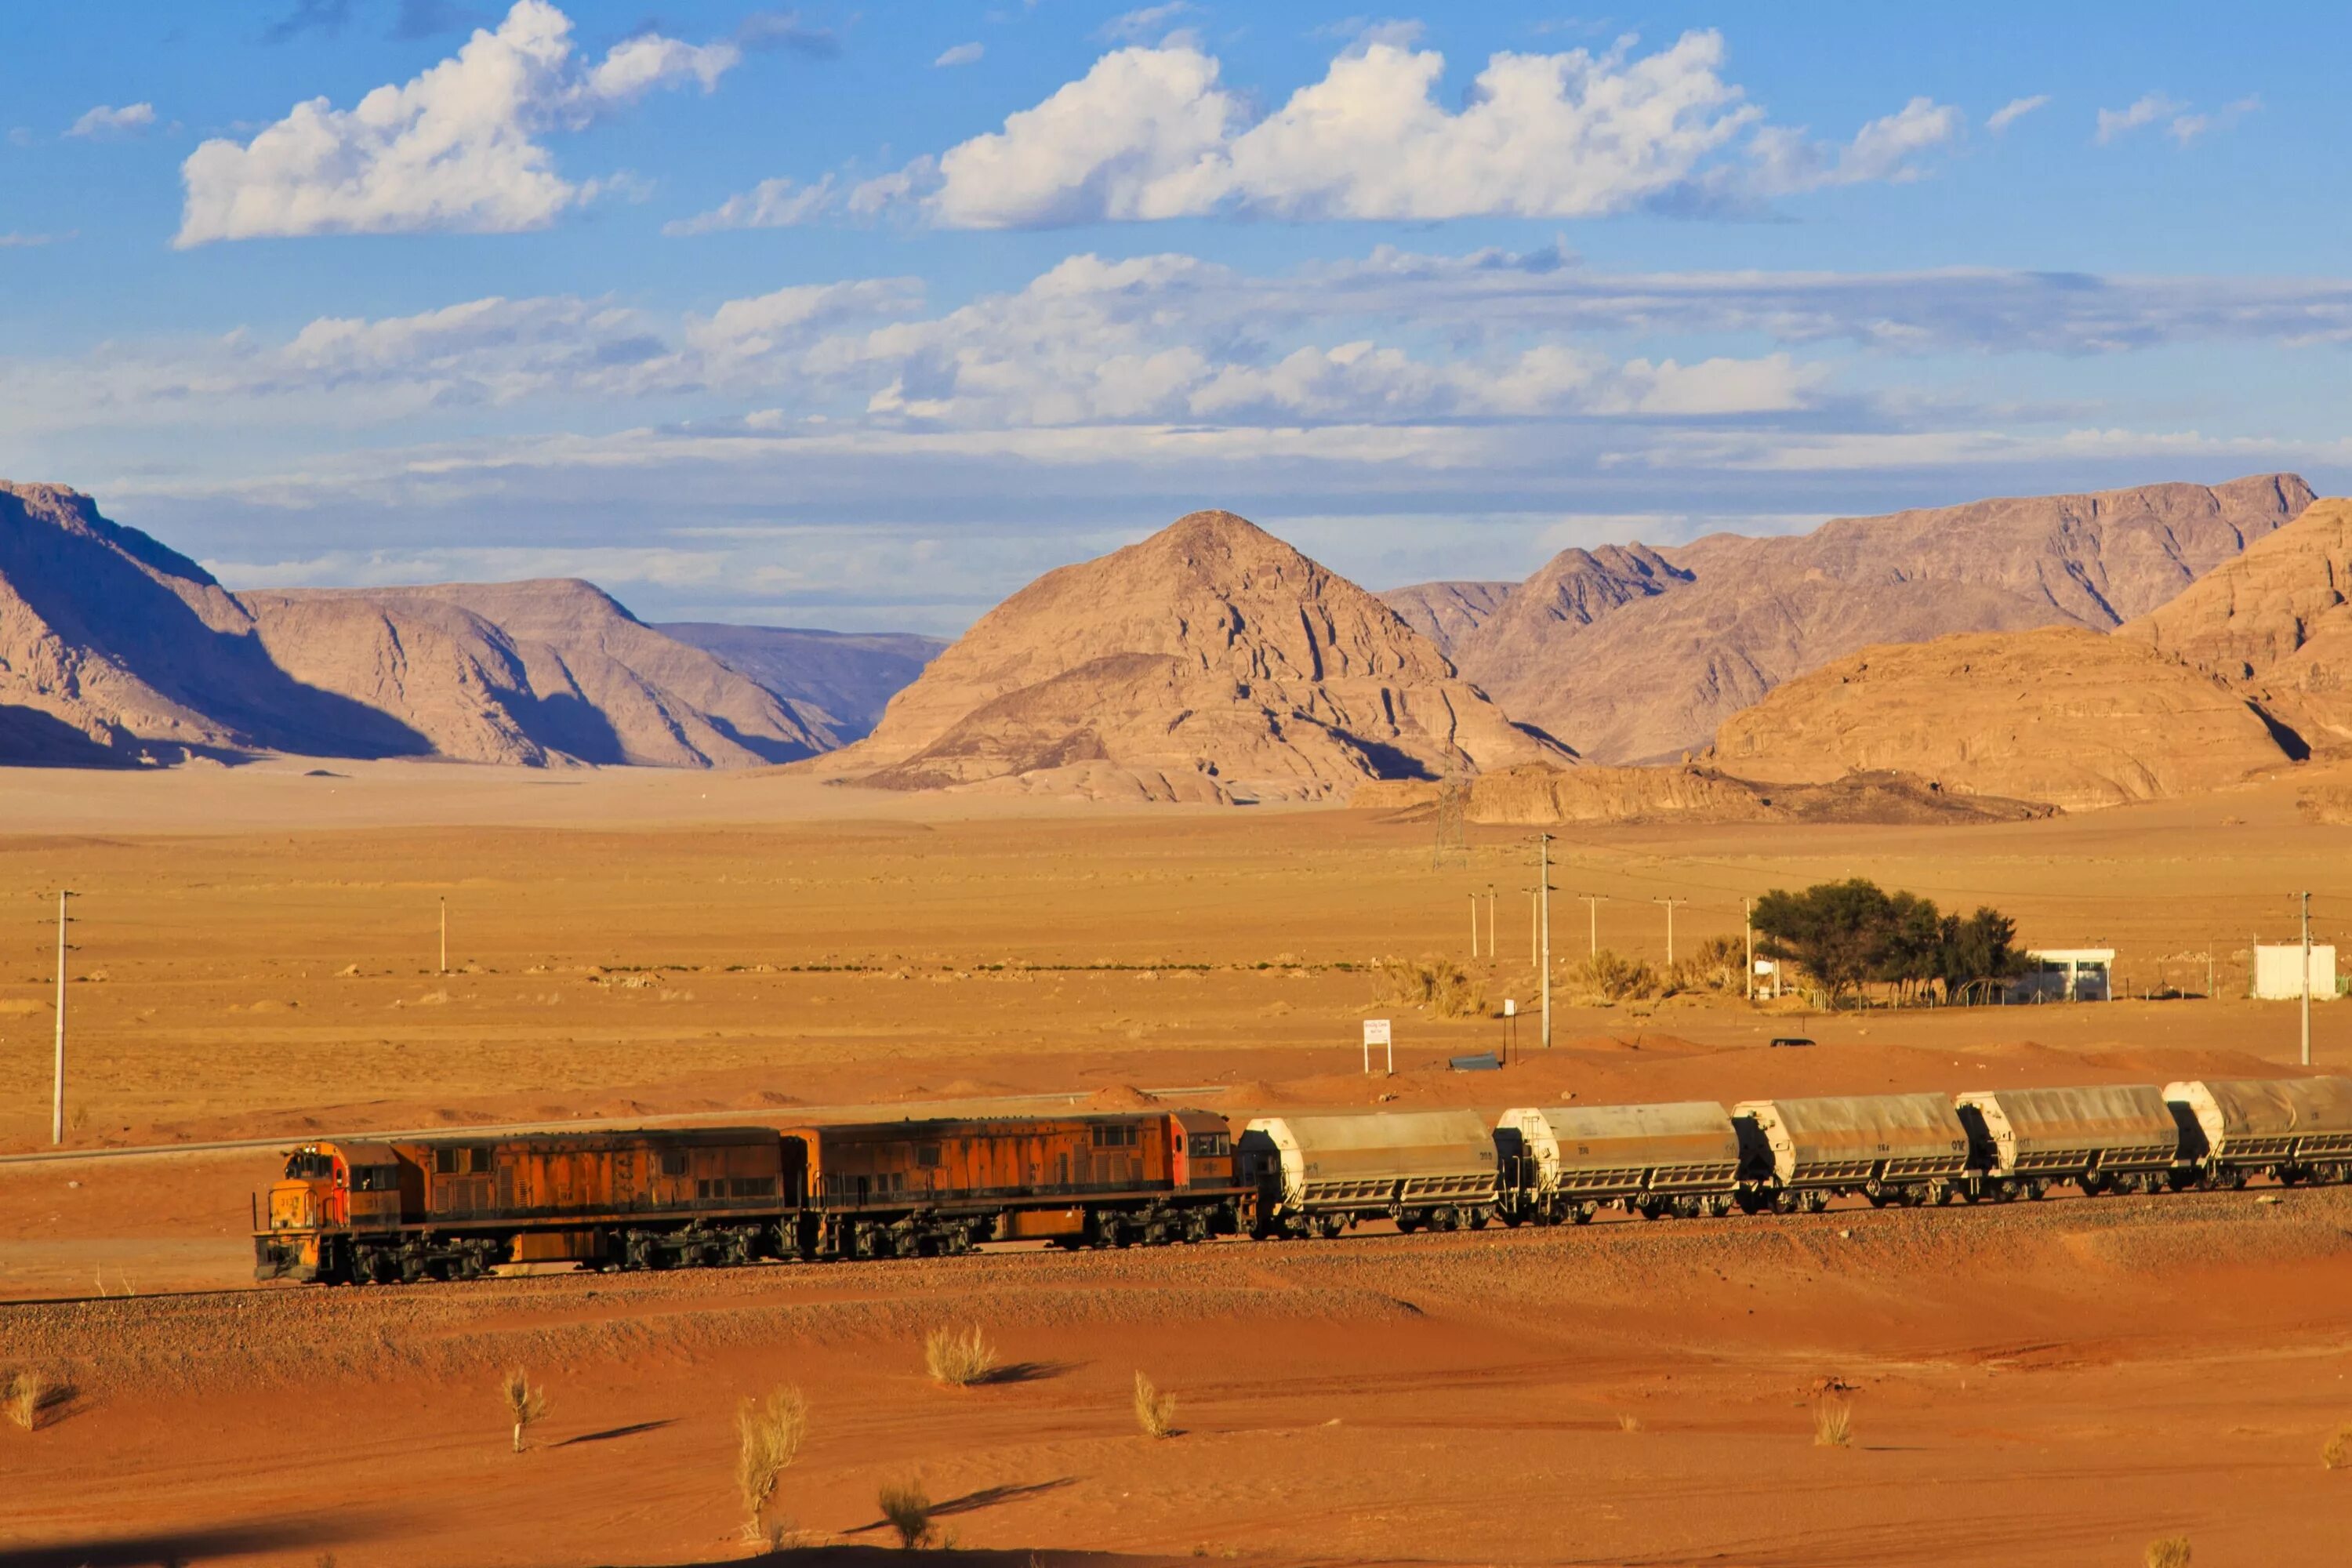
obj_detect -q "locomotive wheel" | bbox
[1314,1214,1347,1240]
[1803,1191,1830,1214]
[1468,1207,1491,1231]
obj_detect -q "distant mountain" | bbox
[825,510,1569,801]
[1706,626,2297,811]
[656,623,945,742]
[245,582,834,767]
[1402,474,2314,764]
[0,481,835,769]
[2122,496,2352,753]
[1375,581,1515,655]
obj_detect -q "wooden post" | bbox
[1744,898,1755,1001]
[440,897,448,977]
[51,890,71,1146]
[1538,836,1553,1051]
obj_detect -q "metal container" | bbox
[1240,1110,1497,1216]
[2165,1076,2352,1163]
[1954,1084,2180,1178]
[1733,1093,1970,1189]
[1497,1102,1740,1200]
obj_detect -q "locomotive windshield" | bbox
[285,1149,335,1180]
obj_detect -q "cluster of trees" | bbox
[1752,879,2025,1004]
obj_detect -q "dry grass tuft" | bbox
[2144,1538,2191,1568]
[924,1324,998,1388]
[1133,1370,1178,1439]
[1812,1394,1852,1448]
[2325,1425,2352,1470]
[500,1367,548,1454]
[877,1478,934,1548]
[736,1385,809,1545]
[1381,956,1486,1019]
[1617,1413,1642,1433]
[4,1370,47,1432]
[1566,949,1663,1004]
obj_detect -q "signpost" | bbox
[1503,996,1517,1066]
[1363,1017,1392,1076]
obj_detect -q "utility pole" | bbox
[1537,835,1554,1051]
[1744,898,1755,1001]
[2301,891,2313,1068]
[439,896,448,977]
[1528,887,1538,965]
[1486,886,1497,962]
[1468,892,1479,960]
[1654,897,1687,966]
[1579,894,1606,959]
[52,890,72,1146]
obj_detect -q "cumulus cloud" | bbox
[175,1,738,245]
[814,32,1951,227]
[935,42,984,67]
[67,103,157,139]
[1986,94,2049,133]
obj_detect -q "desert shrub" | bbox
[1566,949,1662,1004]
[736,1385,810,1547]
[3,1370,45,1432]
[1381,957,1486,1019]
[1671,935,1748,995]
[2324,1424,2352,1469]
[1617,1413,1642,1433]
[924,1324,997,1388]
[1812,1394,1852,1448]
[2145,1538,2191,1568]
[1132,1371,1178,1439]
[878,1479,933,1548]
[501,1367,548,1454]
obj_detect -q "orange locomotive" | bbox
[255,1109,1248,1283]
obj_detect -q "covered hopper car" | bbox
[1237,1111,1498,1237]
[1495,1101,1745,1222]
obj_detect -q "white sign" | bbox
[1503,997,1516,1017]
[1362,1018,1392,1046]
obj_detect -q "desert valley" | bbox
[6,8,2350,1568]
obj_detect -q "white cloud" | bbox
[2169,94,2261,145]
[174,1,737,246]
[934,42,984,67]
[1097,3,1196,42]
[1985,94,2049,133]
[853,32,1952,227]
[67,103,157,140]
[0,230,73,248]
[2095,93,2184,145]
[664,176,837,234]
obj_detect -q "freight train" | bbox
[254,1076,2352,1284]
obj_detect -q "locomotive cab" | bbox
[255,1141,404,1281]
[1169,1111,1234,1189]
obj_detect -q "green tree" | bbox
[1753,879,1901,1000]
[1935,906,2025,999]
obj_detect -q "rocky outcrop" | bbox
[1434,474,2315,764]
[1376,581,1515,655]
[655,623,945,742]
[2121,497,2352,751]
[829,510,1570,801]
[1706,626,2296,811]
[1353,764,2050,826]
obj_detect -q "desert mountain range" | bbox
[1385,474,2316,764]
[0,481,894,769]
[822,510,1567,802]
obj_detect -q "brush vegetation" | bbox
[1381,956,1486,1018]
[736,1385,809,1548]
[500,1367,548,1454]
[1812,1394,1852,1448]
[2324,1424,2352,1470]
[1133,1370,1178,1439]
[877,1478,934,1548]
[3,1370,46,1432]
[2144,1539,2191,1568]
[924,1324,998,1388]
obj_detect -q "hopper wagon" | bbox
[1952,1084,2182,1199]
[1495,1101,1746,1222]
[1238,1110,1499,1238]
[2164,1076,2352,1187]
[1733,1093,1971,1210]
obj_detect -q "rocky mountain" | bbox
[1427,474,2315,764]
[655,623,946,742]
[1705,626,2297,811]
[1376,581,1515,654]
[243,582,833,768]
[2121,497,2352,753]
[0,481,833,769]
[826,510,1569,801]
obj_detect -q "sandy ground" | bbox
[5,757,2352,1565]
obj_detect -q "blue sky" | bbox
[2,2,2346,631]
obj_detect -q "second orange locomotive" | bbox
[255,1109,1246,1284]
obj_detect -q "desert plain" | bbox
[3,759,2350,1567]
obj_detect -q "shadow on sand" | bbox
[0,1513,369,1567]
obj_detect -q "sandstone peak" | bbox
[830,508,1566,800]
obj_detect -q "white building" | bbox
[2010,949,2114,1003]
[2252,943,2338,1001]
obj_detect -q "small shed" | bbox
[2252,944,2338,1001]
[2009,949,2114,1003]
